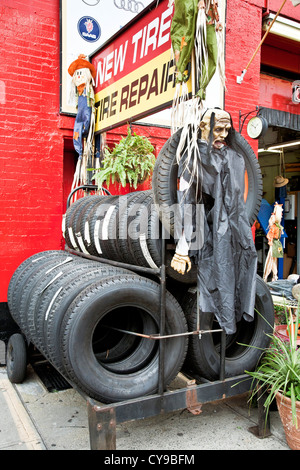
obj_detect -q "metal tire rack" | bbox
[2,185,271,450]
[63,192,271,449]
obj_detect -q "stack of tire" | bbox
[7,250,188,403]
[60,128,274,381]
[63,189,197,284]
[7,128,274,401]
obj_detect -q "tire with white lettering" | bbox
[17,254,80,342]
[7,250,64,318]
[60,274,188,403]
[182,275,274,380]
[152,128,263,236]
[105,194,127,262]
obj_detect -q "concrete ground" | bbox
[0,339,291,451]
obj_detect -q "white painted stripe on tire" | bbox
[94,219,102,254]
[84,221,91,245]
[76,233,90,255]
[45,287,63,321]
[68,227,78,249]
[102,205,115,240]
[139,233,158,269]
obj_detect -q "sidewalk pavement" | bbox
[0,341,291,451]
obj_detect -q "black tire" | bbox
[22,257,102,351]
[182,275,274,380]
[7,250,64,316]
[6,334,27,384]
[128,191,160,268]
[30,262,130,368]
[72,195,107,254]
[18,254,80,340]
[78,196,108,254]
[131,191,198,283]
[60,274,188,403]
[64,197,90,249]
[8,251,71,324]
[85,195,119,257]
[152,128,263,235]
[118,191,149,265]
[95,306,158,374]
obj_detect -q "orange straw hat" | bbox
[68,54,96,79]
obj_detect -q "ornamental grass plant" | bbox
[246,305,300,429]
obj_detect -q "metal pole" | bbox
[297,192,300,275]
[237,0,287,83]
[158,225,166,395]
[219,330,226,381]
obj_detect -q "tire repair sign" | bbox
[91,0,193,133]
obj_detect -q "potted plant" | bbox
[94,127,156,190]
[245,306,300,450]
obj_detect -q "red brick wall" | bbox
[0,0,64,301]
[224,0,264,142]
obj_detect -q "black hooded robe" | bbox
[177,141,257,334]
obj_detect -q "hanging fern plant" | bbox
[94,127,156,190]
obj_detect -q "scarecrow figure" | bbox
[263,202,284,282]
[171,108,257,335]
[68,54,96,194]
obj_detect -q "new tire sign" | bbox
[91,0,193,133]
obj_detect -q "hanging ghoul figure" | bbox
[171,109,258,334]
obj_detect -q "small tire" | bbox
[6,334,27,384]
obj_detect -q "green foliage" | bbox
[94,127,156,190]
[246,305,300,428]
[274,304,288,325]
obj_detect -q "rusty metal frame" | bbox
[86,374,253,450]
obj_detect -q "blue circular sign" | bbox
[77,16,101,43]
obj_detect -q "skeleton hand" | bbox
[171,253,192,275]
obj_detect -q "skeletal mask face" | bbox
[200,109,231,149]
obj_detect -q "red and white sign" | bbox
[91,0,193,133]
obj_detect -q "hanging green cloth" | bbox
[170,0,221,100]
[170,0,198,83]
